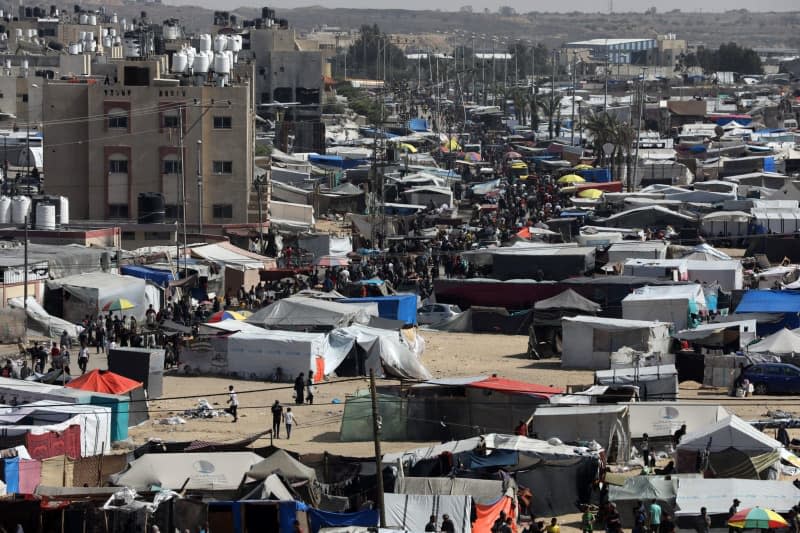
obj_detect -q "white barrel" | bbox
[213,34,227,52]
[172,51,187,73]
[0,33,7,42]
[111,13,118,23]
[88,14,97,26]
[21,59,28,70]
[10,196,30,224]
[213,52,230,74]
[193,51,210,73]
[102,28,108,37]
[79,13,88,24]
[163,24,179,40]
[123,36,141,58]
[4,59,11,69]
[59,196,69,225]
[231,34,242,52]
[84,31,94,42]
[103,36,112,48]
[110,28,117,37]
[86,39,96,52]
[0,196,10,224]
[27,28,36,39]
[199,34,211,52]
[35,203,56,230]
[79,31,86,41]
[15,28,22,38]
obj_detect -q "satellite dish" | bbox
[602,142,615,155]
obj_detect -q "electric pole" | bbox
[369,369,386,527]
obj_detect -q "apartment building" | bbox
[42,57,255,225]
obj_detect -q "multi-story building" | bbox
[42,57,255,225]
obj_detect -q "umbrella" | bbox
[504,151,522,160]
[463,152,482,162]
[557,174,586,184]
[728,508,788,529]
[208,310,248,323]
[578,188,604,199]
[441,138,461,152]
[314,255,350,267]
[398,142,418,153]
[574,164,594,170]
[102,298,136,313]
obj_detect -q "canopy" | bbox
[246,297,374,330]
[47,272,147,322]
[747,328,800,354]
[677,415,781,453]
[466,376,562,399]
[578,188,604,199]
[674,478,800,516]
[110,452,263,491]
[737,290,800,314]
[557,174,585,184]
[248,449,317,482]
[534,289,601,313]
[65,369,142,395]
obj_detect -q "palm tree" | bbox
[537,94,562,139]
[583,111,615,166]
[583,111,636,189]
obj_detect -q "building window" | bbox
[212,204,233,219]
[109,159,128,173]
[213,160,233,174]
[121,231,135,240]
[108,204,129,218]
[165,204,184,219]
[108,109,128,129]
[162,113,180,129]
[163,159,182,174]
[213,116,232,129]
[145,232,171,240]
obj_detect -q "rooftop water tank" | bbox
[11,196,30,224]
[198,34,212,52]
[163,23,179,41]
[214,52,230,75]
[193,51,210,73]
[172,51,187,74]
[87,13,97,25]
[213,34,226,53]
[79,13,88,24]
[59,196,69,225]
[35,203,56,230]
[0,196,10,224]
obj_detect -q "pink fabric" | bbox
[17,459,42,494]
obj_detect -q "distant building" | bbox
[565,38,657,65]
[42,56,255,226]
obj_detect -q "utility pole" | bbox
[178,105,188,277]
[23,215,28,310]
[369,369,386,527]
[570,52,576,145]
[632,67,648,192]
[196,140,203,234]
[604,39,609,112]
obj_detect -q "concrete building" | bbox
[565,38,657,65]
[42,56,255,226]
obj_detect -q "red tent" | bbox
[467,376,563,399]
[65,369,142,395]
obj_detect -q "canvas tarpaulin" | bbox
[247,297,375,330]
[532,405,630,462]
[515,458,598,516]
[333,324,431,380]
[473,496,516,533]
[8,296,83,340]
[395,477,507,505]
[609,476,677,527]
[47,272,147,322]
[384,493,472,533]
[298,234,353,258]
[595,365,679,401]
[339,390,408,442]
[307,508,379,533]
[673,478,800,516]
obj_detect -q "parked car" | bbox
[741,362,800,395]
[417,303,461,325]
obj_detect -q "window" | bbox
[212,204,233,219]
[213,116,232,129]
[163,159,182,174]
[165,204,184,219]
[108,110,128,129]
[145,232,171,240]
[121,231,135,240]
[20,94,28,103]
[109,159,128,173]
[213,160,233,174]
[162,114,180,129]
[108,204,129,218]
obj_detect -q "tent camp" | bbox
[384,494,471,533]
[394,477,508,506]
[735,290,800,331]
[110,452,263,491]
[561,316,672,370]
[626,402,729,439]
[747,328,800,354]
[246,297,375,331]
[65,370,148,427]
[532,405,631,462]
[622,284,707,331]
[595,364,679,401]
[609,476,678,527]
[47,272,148,322]
[533,289,601,326]
[676,415,782,479]
[332,324,431,380]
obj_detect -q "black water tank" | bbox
[138,192,165,223]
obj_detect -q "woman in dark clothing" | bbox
[294,373,305,405]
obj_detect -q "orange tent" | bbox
[66,369,142,395]
[473,496,517,533]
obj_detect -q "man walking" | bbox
[648,500,662,533]
[284,407,296,439]
[226,385,239,422]
[271,400,283,438]
[728,499,740,533]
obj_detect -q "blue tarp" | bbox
[341,295,418,325]
[307,508,379,533]
[764,156,776,172]
[89,394,129,441]
[736,290,800,331]
[308,154,368,170]
[120,265,174,287]
[408,118,429,132]
[3,456,19,493]
[280,501,309,533]
[577,168,611,183]
[458,449,519,469]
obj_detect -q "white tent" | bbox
[596,364,678,401]
[677,415,781,453]
[246,297,375,330]
[622,284,707,330]
[685,260,743,291]
[674,478,800,516]
[384,494,471,533]
[561,316,672,370]
[47,272,147,322]
[332,324,431,380]
[626,402,729,439]
[747,328,800,354]
[532,405,630,462]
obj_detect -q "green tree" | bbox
[345,24,407,80]
[537,94,562,139]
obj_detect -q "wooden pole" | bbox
[369,369,386,527]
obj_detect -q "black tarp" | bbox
[533,289,600,326]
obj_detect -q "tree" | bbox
[498,5,517,16]
[537,94,562,139]
[345,24,407,80]
[583,111,634,188]
[459,5,473,12]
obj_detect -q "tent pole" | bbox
[370,369,386,527]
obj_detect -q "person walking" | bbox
[284,408,296,439]
[294,373,305,405]
[580,505,594,533]
[306,370,315,404]
[425,515,437,532]
[77,343,90,375]
[728,499,740,533]
[545,518,560,533]
[271,400,283,438]
[695,507,710,533]
[226,385,239,422]
[440,515,455,533]
[648,500,662,533]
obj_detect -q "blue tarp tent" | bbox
[307,508,379,533]
[408,118,429,132]
[3,456,18,493]
[120,265,174,287]
[341,295,418,325]
[735,290,800,332]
